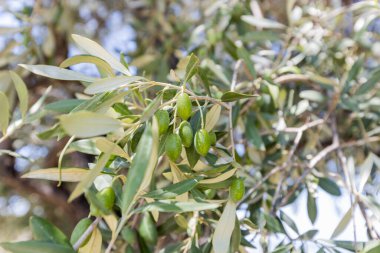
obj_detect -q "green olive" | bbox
[194,129,211,156]
[155,110,170,135]
[176,93,192,120]
[179,121,193,148]
[97,187,116,210]
[70,218,93,246]
[165,134,182,161]
[230,178,245,202]
[209,132,217,146]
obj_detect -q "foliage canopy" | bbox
[0,1,380,253]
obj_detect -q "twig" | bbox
[189,95,230,110]
[151,81,230,109]
[281,119,325,133]
[341,136,380,148]
[358,201,380,239]
[278,133,380,208]
[332,116,358,252]
[274,74,310,85]
[229,60,243,160]
[73,217,101,250]
[237,118,323,208]
[271,128,304,213]
[231,60,243,91]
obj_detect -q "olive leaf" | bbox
[143,177,201,199]
[22,168,89,182]
[0,91,10,135]
[19,64,97,83]
[29,216,70,245]
[45,99,85,114]
[9,71,29,119]
[199,168,237,185]
[78,227,102,253]
[60,55,115,77]
[95,137,129,160]
[221,91,257,102]
[0,241,75,253]
[331,206,354,239]
[183,53,199,84]
[59,111,121,138]
[205,104,221,132]
[121,119,159,213]
[72,34,131,76]
[68,151,112,202]
[212,200,236,253]
[133,200,220,213]
[84,76,144,94]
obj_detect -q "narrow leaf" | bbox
[69,152,112,202]
[221,91,257,102]
[10,71,29,119]
[298,229,318,240]
[237,46,256,78]
[307,191,317,224]
[183,54,199,84]
[22,168,89,182]
[205,104,221,132]
[29,216,69,245]
[133,200,220,213]
[212,200,236,253]
[199,168,237,184]
[59,55,114,77]
[138,117,159,192]
[362,241,380,253]
[95,137,129,160]
[202,59,230,86]
[0,241,75,253]
[72,34,131,76]
[78,228,102,253]
[279,211,299,234]
[19,64,97,83]
[331,206,353,238]
[121,122,158,213]
[355,68,380,95]
[144,177,200,199]
[359,153,376,192]
[272,244,293,253]
[318,177,341,196]
[84,76,143,94]
[69,139,100,155]
[140,94,163,123]
[45,99,85,113]
[60,111,121,138]
[245,116,265,151]
[0,91,10,135]
[343,58,363,94]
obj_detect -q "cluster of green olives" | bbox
[155,93,217,162]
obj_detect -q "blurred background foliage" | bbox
[0,0,380,252]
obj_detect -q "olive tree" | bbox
[0,1,380,253]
